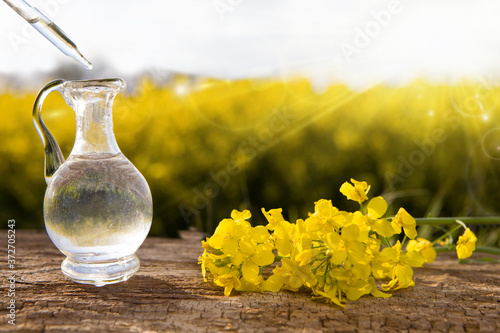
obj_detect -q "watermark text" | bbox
[6,219,16,326]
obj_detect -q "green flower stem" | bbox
[401,235,408,247]
[415,217,500,225]
[434,246,500,256]
[360,202,367,215]
[454,219,468,230]
[472,247,500,255]
[431,225,462,246]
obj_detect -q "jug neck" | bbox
[63,80,125,156]
[72,99,120,155]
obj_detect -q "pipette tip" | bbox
[74,48,93,70]
[82,57,93,71]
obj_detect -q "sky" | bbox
[1,0,500,90]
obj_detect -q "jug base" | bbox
[61,254,140,287]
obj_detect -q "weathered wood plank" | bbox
[1,230,499,332]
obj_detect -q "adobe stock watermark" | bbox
[212,0,243,21]
[6,0,71,53]
[384,109,463,191]
[6,219,17,326]
[339,0,403,63]
[178,107,295,224]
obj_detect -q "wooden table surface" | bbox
[1,229,499,333]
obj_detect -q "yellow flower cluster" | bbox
[200,179,440,307]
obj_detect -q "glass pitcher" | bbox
[33,78,153,286]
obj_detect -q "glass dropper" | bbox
[3,0,92,70]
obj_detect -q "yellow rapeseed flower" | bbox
[339,179,370,204]
[262,273,284,292]
[366,196,387,219]
[407,238,436,263]
[391,208,417,239]
[273,220,294,256]
[381,241,424,291]
[456,228,477,259]
[261,208,285,230]
[230,209,252,222]
[214,271,241,296]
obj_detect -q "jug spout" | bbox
[33,79,66,184]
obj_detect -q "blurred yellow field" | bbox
[1,75,500,246]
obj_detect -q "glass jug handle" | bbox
[32,79,66,184]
